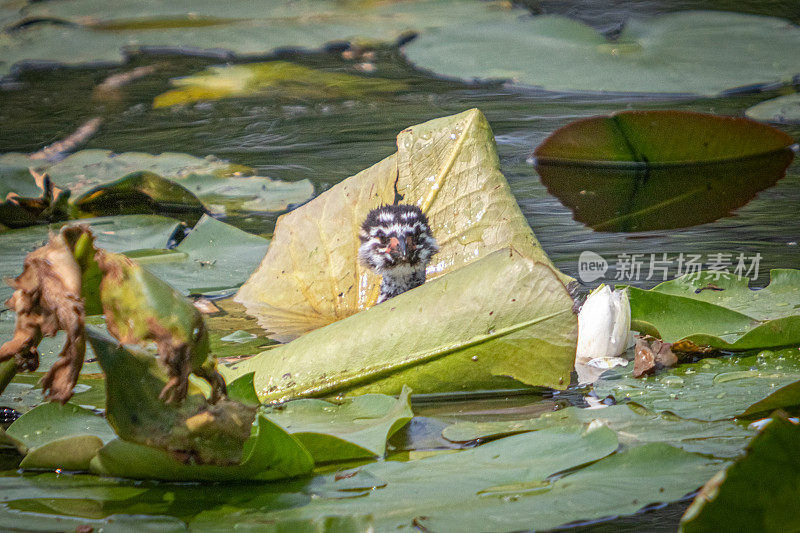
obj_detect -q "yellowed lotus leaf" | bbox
[235,108,568,341]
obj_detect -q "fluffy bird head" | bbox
[358,204,438,277]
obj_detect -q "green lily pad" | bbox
[681,414,800,532]
[225,248,576,403]
[134,214,269,295]
[404,10,800,95]
[740,378,800,418]
[442,403,753,458]
[594,348,800,421]
[0,0,502,78]
[532,110,795,231]
[0,150,314,218]
[627,269,800,350]
[154,61,408,108]
[6,402,115,450]
[259,427,725,532]
[19,435,104,471]
[262,386,413,463]
[746,93,800,125]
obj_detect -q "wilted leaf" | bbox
[594,347,800,421]
[154,61,408,108]
[746,93,800,125]
[533,111,795,231]
[681,414,800,532]
[627,269,800,350]
[0,167,71,228]
[236,108,569,341]
[0,215,180,303]
[87,328,255,466]
[0,228,87,403]
[262,386,413,463]
[225,248,576,402]
[442,403,753,458]
[403,11,800,95]
[96,249,227,403]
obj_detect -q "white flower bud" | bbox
[576,285,633,363]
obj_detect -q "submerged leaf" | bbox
[681,414,800,532]
[154,61,408,107]
[225,248,576,402]
[627,269,800,350]
[236,108,569,341]
[262,386,413,463]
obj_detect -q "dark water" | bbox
[1,1,799,530]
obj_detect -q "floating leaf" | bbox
[0,150,313,219]
[6,402,115,450]
[404,11,800,95]
[533,111,795,231]
[19,435,104,471]
[0,0,502,77]
[225,248,576,402]
[154,61,408,107]
[259,427,724,531]
[594,348,800,421]
[681,414,800,532]
[235,108,569,341]
[746,93,800,125]
[740,377,800,418]
[262,386,413,463]
[627,269,800,350]
[131,214,269,296]
[442,403,753,458]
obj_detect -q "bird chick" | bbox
[359,204,438,303]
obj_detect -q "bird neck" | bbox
[378,265,426,303]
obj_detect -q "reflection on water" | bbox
[537,148,795,232]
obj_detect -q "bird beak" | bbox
[388,236,407,259]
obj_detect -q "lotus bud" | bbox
[576,285,633,363]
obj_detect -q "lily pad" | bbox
[0,0,507,78]
[627,269,800,350]
[532,111,795,231]
[19,435,104,471]
[154,61,408,108]
[404,11,800,95]
[235,108,569,341]
[225,248,577,402]
[442,403,754,458]
[260,427,725,532]
[6,402,115,450]
[261,386,413,463]
[131,214,270,295]
[594,348,800,421]
[0,150,313,218]
[681,414,800,532]
[746,93,800,125]
[740,378,800,418]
